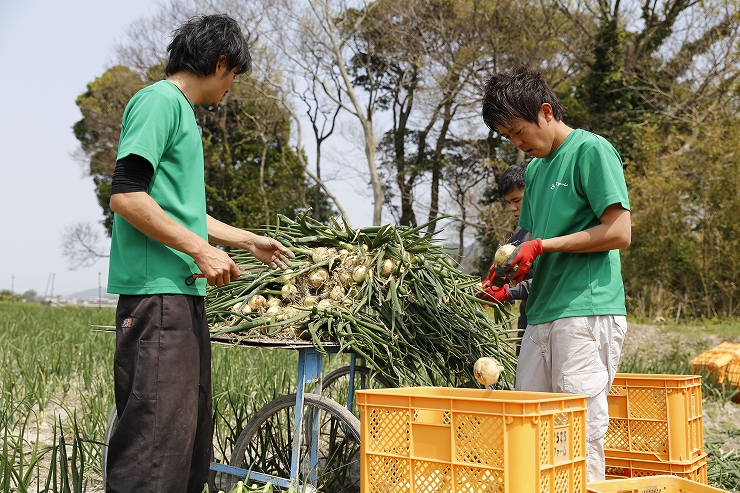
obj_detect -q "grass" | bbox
[627,316,740,340]
[1,303,739,491]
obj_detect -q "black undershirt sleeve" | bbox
[110,154,154,194]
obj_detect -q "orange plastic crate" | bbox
[727,359,740,403]
[356,387,587,493]
[690,342,740,403]
[605,374,703,462]
[690,342,740,382]
[587,474,723,492]
[604,453,707,484]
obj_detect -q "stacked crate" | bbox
[587,475,726,493]
[691,341,740,403]
[604,373,706,482]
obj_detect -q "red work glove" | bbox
[501,238,543,284]
[483,262,508,289]
[478,283,509,303]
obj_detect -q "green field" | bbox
[1,302,739,491]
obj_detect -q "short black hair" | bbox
[498,165,525,197]
[482,66,565,130]
[165,14,252,78]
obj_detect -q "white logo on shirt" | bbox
[550,182,569,190]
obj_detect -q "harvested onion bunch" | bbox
[206,213,517,388]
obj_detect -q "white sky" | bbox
[0,0,375,297]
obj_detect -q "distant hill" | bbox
[67,288,118,299]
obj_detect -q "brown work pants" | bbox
[106,294,212,493]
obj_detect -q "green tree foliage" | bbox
[623,106,740,319]
[74,66,331,236]
[198,78,333,229]
[74,66,150,233]
[0,290,22,302]
[565,0,740,318]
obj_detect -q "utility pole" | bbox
[49,273,55,305]
[44,273,52,304]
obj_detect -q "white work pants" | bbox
[515,315,627,482]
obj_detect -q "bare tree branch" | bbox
[61,221,110,270]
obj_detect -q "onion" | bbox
[308,268,329,289]
[248,295,267,310]
[283,306,300,319]
[329,285,345,300]
[381,258,396,277]
[265,306,282,318]
[473,357,503,386]
[312,247,330,263]
[352,265,367,283]
[342,255,361,267]
[277,269,295,284]
[494,243,517,266]
[303,295,318,307]
[266,297,283,308]
[281,284,298,300]
[230,302,251,314]
[338,270,353,287]
[317,299,333,310]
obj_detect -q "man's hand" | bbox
[206,216,295,271]
[247,234,295,270]
[483,263,508,289]
[477,283,509,303]
[192,244,242,287]
[501,238,543,283]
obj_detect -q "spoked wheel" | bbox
[224,393,361,493]
[101,406,118,486]
[322,366,391,417]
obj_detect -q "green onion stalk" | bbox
[206,213,518,388]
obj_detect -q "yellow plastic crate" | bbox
[587,474,724,492]
[605,374,703,462]
[727,359,740,403]
[604,453,707,484]
[690,342,740,382]
[691,342,740,403]
[356,387,587,493]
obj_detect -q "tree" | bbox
[61,221,110,270]
[0,290,22,302]
[561,0,740,317]
[73,66,151,233]
[72,63,327,238]
[264,0,388,224]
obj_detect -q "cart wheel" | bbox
[101,406,117,485]
[102,405,216,492]
[322,366,391,416]
[224,393,361,493]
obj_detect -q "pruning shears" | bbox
[185,273,206,286]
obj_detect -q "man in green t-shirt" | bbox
[481,66,631,482]
[105,15,294,493]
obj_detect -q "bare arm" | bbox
[206,215,294,268]
[110,192,240,287]
[541,204,631,254]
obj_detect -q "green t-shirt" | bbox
[518,129,630,325]
[108,80,207,296]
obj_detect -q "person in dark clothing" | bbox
[479,164,533,355]
[105,14,294,493]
